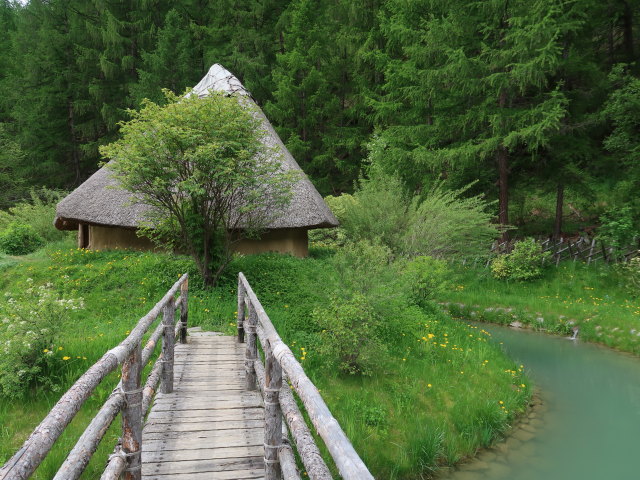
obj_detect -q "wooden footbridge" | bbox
[0,274,373,480]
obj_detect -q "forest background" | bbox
[0,0,639,238]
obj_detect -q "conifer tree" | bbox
[9,0,90,186]
[0,0,17,123]
[373,0,589,238]
[266,0,379,193]
[133,9,202,104]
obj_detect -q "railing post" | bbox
[264,340,283,480]
[237,277,245,343]
[245,304,258,391]
[161,297,175,394]
[121,345,142,480]
[179,277,188,344]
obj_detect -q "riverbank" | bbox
[433,321,640,480]
[441,262,640,356]
[437,392,545,480]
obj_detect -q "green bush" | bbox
[618,253,640,296]
[0,188,69,243]
[598,206,637,249]
[491,238,549,281]
[339,173,500,259]
[308,194,353,248]
[339,174,411,254]
[329,240,421,345]
[402,256,451,306]
[314,293,386,376]
[0,222,45,255]
[0,279,84,397]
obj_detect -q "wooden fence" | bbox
[489,237,640,266]
[237,272,374,480]
[0,273,189,480]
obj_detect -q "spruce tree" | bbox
[133,9,202,104]
[9,0,89,187]
[373,0,590,238]
[266,0,379,193]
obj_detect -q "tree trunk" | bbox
[497,146,509,242]
[496,87,509,242]
[67,99,81,185]
[554,183,564,241]
[622,0,634,62]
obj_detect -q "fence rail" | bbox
[0,274,189,480]
[237,272,374,480]
[465,237,640,268]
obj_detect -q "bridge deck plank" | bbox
[142,332,264,479]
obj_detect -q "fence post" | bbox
[180,278,188,344]
[121,345,142,480]
[588,238,596,264]
[601,241,608,263]
[264,340,283,480]
[161,297,175,394]
[245,304,258,391]
[237,277,245,343]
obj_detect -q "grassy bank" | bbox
[440,261,640,355]
[0,243,530,478]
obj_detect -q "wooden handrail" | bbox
[238,272,374,480]
[0,274,189,480]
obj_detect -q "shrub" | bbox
[340,172,500,259]
[0,188,69,243]
[340,175,410,254]
[331,239,396,297]
[308,194,353,248]
[402,256,451,305]
[598,206,637,249]
[491,238,549,281]
[403,183,501,259]
[314,293,385,376]
[329,240,422,350]
[0,279,84,397]
[0,222,45,255]
[618,253,640,296]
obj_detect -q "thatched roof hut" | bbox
[54,64,338,256]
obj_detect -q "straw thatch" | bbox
[54,64,338,232]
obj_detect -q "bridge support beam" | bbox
[161,298,175,394]
[237,279,245,343]
[179,278,189,344]
[264,340,283,480]
[122,345,142,480]
[245,304,258,391]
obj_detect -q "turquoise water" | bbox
[443,324,640,480]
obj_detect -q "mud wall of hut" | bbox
[78,224,309,257]
[82,225,156,251]
[234,228,308,257]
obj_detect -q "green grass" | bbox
[441,261,640,355]
[0,243,530,479]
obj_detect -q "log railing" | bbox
[0,273,189,480]
[237,272,374,480]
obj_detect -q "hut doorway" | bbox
[79,224,89,248]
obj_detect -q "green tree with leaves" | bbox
[101,91,297,286]
[601,64,640,212]
[133,9,202,105]
[266,0,379,193]
[373,0,591,239]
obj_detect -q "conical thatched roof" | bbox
[55,64,338,231]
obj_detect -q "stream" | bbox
[440,323,640,480]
